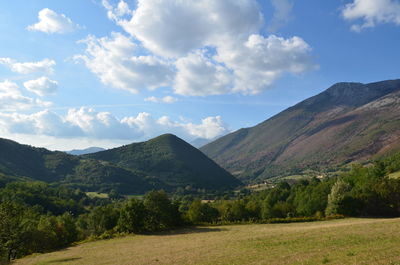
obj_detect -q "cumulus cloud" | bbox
[105,0,263,58]
[145,96,178,103]
[0,110,80,137]
[27,8,79,34]
[182,116,228,140]
[75,32,174,93]
[88,0,316,96]
[0,80,51,111]
[215,34,318,94]
[0,58,55,74]
[102,0,131,21]
[342,0,400,31]
[0,107,229,142]
[268,0,294,32]
[174,51,233,96]
[23,77,58,97]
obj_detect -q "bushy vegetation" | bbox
[2,152,400,263]
[0,185,183,262]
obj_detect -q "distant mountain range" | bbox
[0,134,241,194]
[190,137,219,148]
[66,147,106,155]
[201,79,400,182]
[2,79,400,190]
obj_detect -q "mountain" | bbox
[0,138,151,193]
[0,134,240,193]
[190,137,216,148]
[66,147,106,155]
[201,79,400,182]
[85,134,241,190]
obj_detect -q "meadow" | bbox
[14,218,400,265]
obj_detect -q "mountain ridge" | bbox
[66,147,106,155]
[201,79,400,182]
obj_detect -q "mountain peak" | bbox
[86,134,242,190]
[325,82,364,97]
[300,79,400,111]
[201,79,400,182]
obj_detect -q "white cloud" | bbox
[215,34,317,94]
[268,0,293,32]
[174,51,233,96]
[27,8,79,34]
[102,0,131,21]
[0,110,80,137]
[108,0,263,57]
[91,0,316,96]
[75,32,174,93]
[24,77,58,97]
[145,96,178,103]
[0,107,229,145]
[0,58,55,74]
[0,80,52,111]
[342,0,400,31]
[182,116,228,140]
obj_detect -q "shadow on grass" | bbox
[40,257,82,264]
[153,226,226,236]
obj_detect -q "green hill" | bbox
[201,79,400,182]
[85,134,242,190]
[0,134,240,193]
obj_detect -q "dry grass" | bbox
[389,171,400,179]
[14,218,400,265]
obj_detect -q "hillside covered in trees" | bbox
[0,134,241,195]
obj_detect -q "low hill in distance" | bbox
[66,147,106,155]
[201,79,400,182]
[0,134,240,194]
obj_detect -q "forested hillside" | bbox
[85,134,241,190]
[0,134,240,194]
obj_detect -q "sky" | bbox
[0,0,399,151]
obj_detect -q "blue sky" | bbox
[0,0,399,150]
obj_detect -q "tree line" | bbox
[2,153,400,262]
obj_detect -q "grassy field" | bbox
[85,192,109,199]
[14,218,400,265]
[389,171,400,179]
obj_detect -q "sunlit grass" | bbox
[85,192,109,199]
[14,218,400,265]
[389,171,400,179]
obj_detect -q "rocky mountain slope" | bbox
[201,79,400,182]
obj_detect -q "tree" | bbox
[325,179,351,216]
[187,200,218,223]
[86,204,120,236]
[0,201,38,261]
[143,190,182,231]
[118,198,147,233]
